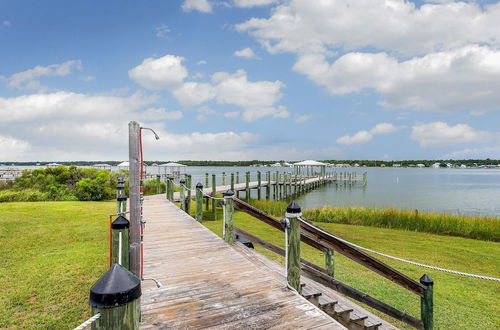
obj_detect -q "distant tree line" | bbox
[3,159,500,167]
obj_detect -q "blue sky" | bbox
[1,0,500,161]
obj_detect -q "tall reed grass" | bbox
[249,200,500,242]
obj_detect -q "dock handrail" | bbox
[232,197,432,329]
[233,197,425,296]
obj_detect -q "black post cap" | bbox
[196,182,203,189]
[90,264,141,308]
[167,176,174,180]
[420,274,434,286]
[223,190,234,197]
[156,174,160,178]
[112,215,130,229]
[179,179,186,184]
[286,201,301,214]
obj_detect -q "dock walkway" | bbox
[174,176,334,199]
[140,194,346,329]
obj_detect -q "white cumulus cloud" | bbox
[234,0,280,8]
[237,0,500,114]
[410,122,492,147]
[337,123,403,145]
[234,47,258,59]
[128,55,188,90]
[182,0,213,13]
[4,60,82,90]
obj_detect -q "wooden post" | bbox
[155,175,161,195]
[223,190,235,243]
[266,171,270,200]
[205,173,209,211]
[165,176,171,201]
[222,172,226,186]
[168,176,174,201]
[257,171,261,200]
[186,174,192,214]
[195,182,203,223]
[420,274,434,330]
[128,121,141,278]
[285,202,302,293]
[112,215,130,269]
[272,172,277,200]
[236,171,239,184]
[245,171,250,200]
[231,173,235,192]
[179,178,186,212]
[212,174,216,220]
[90,264,141,330]
[325,248,334,278]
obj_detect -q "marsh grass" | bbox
[249,200,500,241]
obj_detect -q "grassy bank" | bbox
[0,201,114,329]
[249,200,500,241]
[201,206,500,329]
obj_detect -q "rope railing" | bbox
[73,313,100,330]
[299,217,500,282]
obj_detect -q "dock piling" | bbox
[195,182,203,222]
[90,264,141,330]
[284,202,302,293]
[223,190,235,243]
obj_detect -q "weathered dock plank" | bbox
[140,195,345,329]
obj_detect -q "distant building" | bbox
[416,164,425,168]
[432,163,440,168]
[392,164,401,167]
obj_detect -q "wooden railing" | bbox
[232,198,433,330]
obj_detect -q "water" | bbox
[174,166,500,218]
[2,165,500,217]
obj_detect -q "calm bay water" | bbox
[176,166,500,218]
[3,165,500,217]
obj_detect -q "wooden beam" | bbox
[128,121,141,278]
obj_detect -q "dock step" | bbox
[301,285,322,305]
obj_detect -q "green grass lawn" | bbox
[0,201,114,329]
[201,205,500,330]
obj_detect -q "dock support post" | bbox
[195,182,203,222]
[179,178,186,212]
[205,173,209,211]
[266,171,270,200]
[273,173,277,200]
[245,171,250,200]
[112,215,130,269]
[212,174,216,220]
[285,202,302,293]
[236,172,239,184]
[231,173,235,192]
[325,248,334,278]
[128,121,141,278]
[420,274,434,330]
[222,172,226,186]
[257,171,261,200]
[223,190,235,243]
[186,174,192,214]
[155,175,161,195]
[90,264,141,330]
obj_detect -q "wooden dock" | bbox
[173,176,338,200]
[140,194,346,329]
